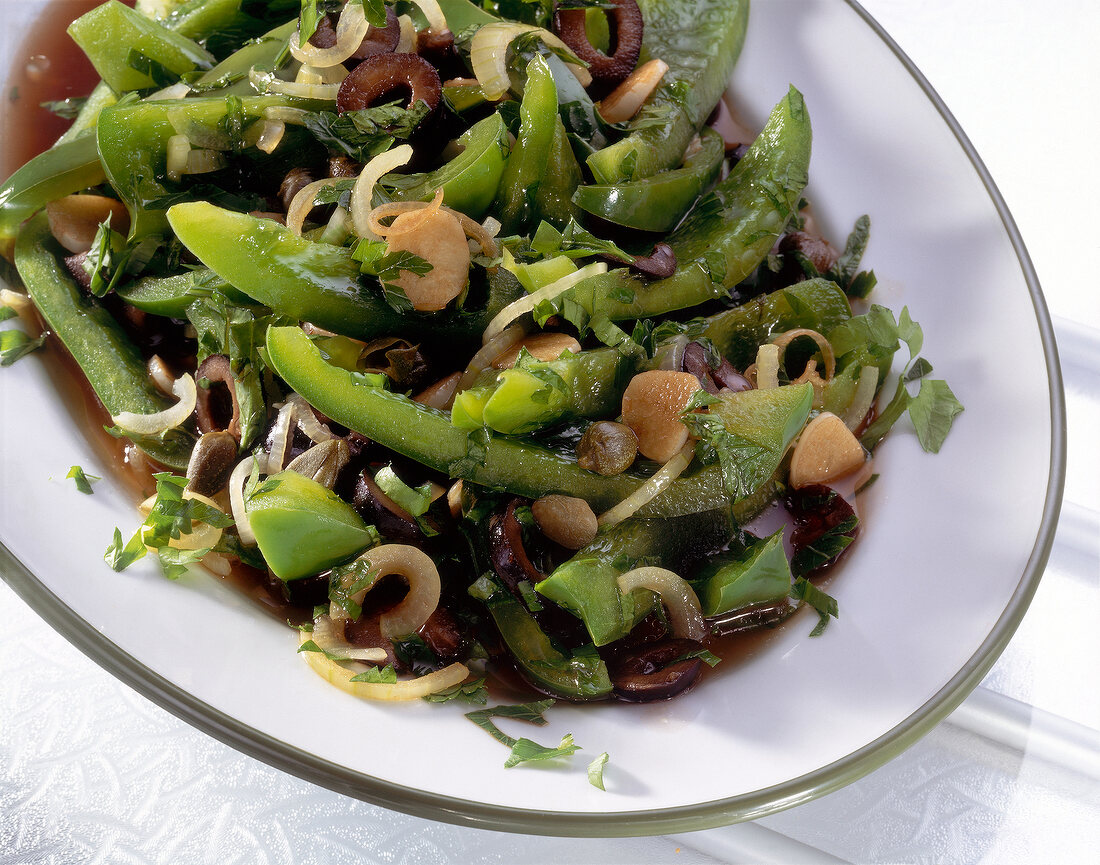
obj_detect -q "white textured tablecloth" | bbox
[2,2,1098,862]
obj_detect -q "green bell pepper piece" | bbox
[13,214,192,470]
[167,202,523,344]
[494,55,558,235]
[535,509,737,646]
[159,0,244,42]
[189,20,298,97]
[534,117,584,229]
[266,324,739,517]
[99,95,317,240]
[396,113,509,220]
[453,344,637,435]
[572,127,724,232]
[246,470,376,581]
[691,529,792,617]
[587,0,748,184]
[116,267,257,318]
[477,580,612,700]
[556,86,812,323]
[0,133,105,241]
[68,1,214,93]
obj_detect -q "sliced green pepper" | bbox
[246,470,376,580]
[533,117,584,229]
[586,0,748,185]
[453,344,637,435]
[436,0,497,31]
[167,202,523,344]
[476,579,612,700]
[396,113,509,220]
[98,95,319,240]
[116,267,257,318]
[68,0,214,93]
[572,127,724,232]
[691,529,792,617]
[556,86,812,322]
[0,133,105,241]
[13,214,192,470]
[494,54,559,235]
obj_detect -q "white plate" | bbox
[0,0,1064,835]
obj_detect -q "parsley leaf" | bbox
[790,577,839,637]
[504,734,580,768]
[907,379,964,454]
[104,473,233,579]
[349,663,398,684]
[0,329,46,366]
[587,751,610,790]
[465,699,555,747]
[328,557,382,620]
[303,100,433,162]
[66,465,100,495]
[41,96,87,119]
[423,677,489,705]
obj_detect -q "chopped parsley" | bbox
[66,465,100,495]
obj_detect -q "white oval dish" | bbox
[0,0,1064,835]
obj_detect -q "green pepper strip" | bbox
[0,133,105,241]
[267,324,733,516]
[395,112,509,220]
[167,202,523,344]
[572,127,724,233]
[116,267,259,318]
[494,54,559,235]
[479,584,612,700]
[557,86,812,323]
[586,0,749,185]
[14,214,193,470]
[99,95,323,240]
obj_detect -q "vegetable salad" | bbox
[0,0,962,732]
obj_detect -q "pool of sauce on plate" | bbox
[6,3,866,701]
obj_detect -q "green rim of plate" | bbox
[0,0,1067,837]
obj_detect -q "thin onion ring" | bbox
[457,323,527,391]
[470,23,590,101]
[286,177,346,237]
[298,629,469,700]
[229,456,258,545]
[264,401,297,473]
[138,489,226,552]
[842,365,880,431]
[286,392,336,442]
[366,187,445,237]
[249,67,340,100]
[351,145,414,237]
[482,260,607,344]
[396,14,417,52]
[311,615,389,662]
[597,443,694,528]
[112,373,196,436]
[331,544,442,640]
[408,0,447,31]
[617,566,707,642]
[755,343,780,390]
[289,2,370,68]
[771,328,836,381]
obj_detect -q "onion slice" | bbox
[299,629,469,701]
[286,177,347,237]
[286,392,335,442]
[409,0,447,31]
[458,323,527,391]
[249,67,340,100]
[481,261,607,344]
[597,58,669,124]
[396,14,417,52]
[351,144,414,237]
[617,567,707,642]
[772,328,836,380]
[229,456,258,545]
[264,401,297,473]
[470,23,590,101]
[330,544,442,640]
[755,343,780,390]
[842,365,880,431]
[112,374,196,436]
[289,2,369,68]
[310,615,389,662]
[597,443,694,528]
[366,188,445,237]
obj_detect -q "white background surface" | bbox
[2,1,1098,862]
